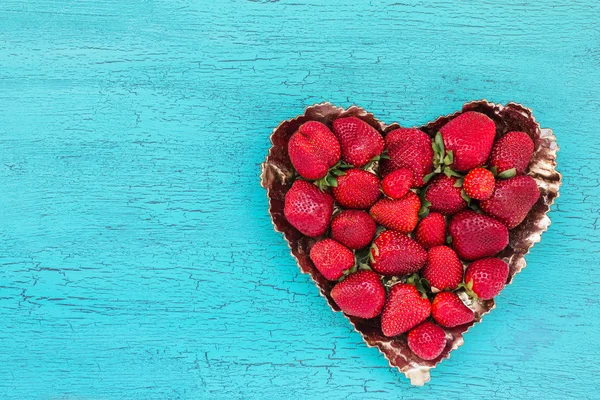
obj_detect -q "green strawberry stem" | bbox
[425,132,463,183]
[314,160,353,191]
[443,167,462,178]
[358,264,372,271]
[417,188,431,217]
[422,171,436,183]
[418,201,431,218]
[354,247,373,271]
[458,279,478,300]
[406,273,430,299]
[369,243,379,265]
[340,264,358,279]
[381,276,401,290]
[489,166,516,179]
[497,168,516,179]
[362,150,388,172]
[460,189,472,204]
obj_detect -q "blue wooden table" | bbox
[1,1,599,398]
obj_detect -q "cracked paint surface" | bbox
[0,0,599,399]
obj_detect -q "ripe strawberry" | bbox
[284,180,334,237]
[480,175,540,229]
[331,210,376,250]
[370,192,420,233]
[464,258,509,300]
[381,168,413,199]
[424,175,467,215]
[489,131,534,175]
[421,246,463,291]
[332,117,385,167]
[380,128,433,187]
[463,168,495,200]
[330,270,386,319]
[332,169,380,209]
[449,210,509,261]
[288,121,341,180]
[370,230,427,276]
[431,292,474,328]
[439,111,496,172]
[415,212,446,249]
[309,239,355,281]
[381,283,431,337]
[407,321,447,360]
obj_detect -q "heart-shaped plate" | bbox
[260,101,561,385]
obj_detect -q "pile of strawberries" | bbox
[283,112,539,361]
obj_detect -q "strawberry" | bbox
[381,168,413,199]
[439,111,496,172]
[464,258,509,300]
[331,210,376,250]
[463,168,495,200]
[449,210,509,261]
[381,283,431,337]
[407,321,447,360]
[380,128,433,187]
[332,117,385,167]
[415,212,446,249]
[330,270,386,319]
[332,169,380,209]
[421,246,463,291]
[309,239,355,281]
[480,175,540,229]
[489,131,534,175]
[424,175,467,215]
[370,230,427,276]
[431,292,474,328]
[288,121,341,180]
[370,192,420,233]
[284,180,334,237]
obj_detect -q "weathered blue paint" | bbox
[0,0,599,398]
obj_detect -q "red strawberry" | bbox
[464,258,509,300]
[330,270,386,319]
[431,292,474,328]
[332,169,380,209]
[381,168,413,199]
[415,212,447,249]
[284,180,334,237]
[332,117,385,167]
[370,192,420,233]
[489,131,534,175]
[407,321,447,360]
[331,210,376,250]
[480,175,540,229]
[424,175,467,215]
[309,239,355,281]
[421,246,463,291]
[288,121,341,180]
[380,128,433,187]
[381,283,431,337]
[370,230,427,276]
[463,168,495,200]
[439,111,496,172]
[449,211,509,261]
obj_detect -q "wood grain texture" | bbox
[0,0,599,398]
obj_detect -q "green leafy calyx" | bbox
[429,132,463,182]
[314,160,353,191]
